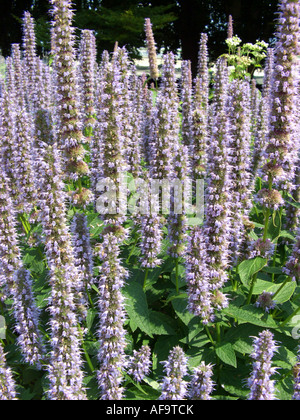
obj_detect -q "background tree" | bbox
[0,0,279,75]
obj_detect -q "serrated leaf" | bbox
[216,342,237,368]
[223,304,279,328]
[238,257,268,287]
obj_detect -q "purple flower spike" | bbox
[188,362,215,400]
[127,345,152,383]
[248,330,278,400]
[159,346,188,400]
[0,342,18,400]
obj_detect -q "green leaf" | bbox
[171,295,194,325]
[123,281,153,338]
[148,311,177,335]
[223,304,279,328]
[215,342,237,368]
[238,257,268,287]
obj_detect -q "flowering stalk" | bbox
[204,58,231,309]
[96,228,128,400]
[37,143,86,400]
[181,60,193,147]
[144,18,159,81]
[22,11,37,108]
[197,33,209,112]
[0,342,17,400]
[79,29,97,139]
[262,0,300,194]
[12,268,45,368]
[150,52,180,180]
[188,362,215,400]
[50,0,88,179]
[185,227,214,324]
[159,346,188,400]
[247,330,278,400]
[228,79,252,264]
[127,345,152,383]
[11,44,26,109]
[92,51,128,226]
[71,213,94,310]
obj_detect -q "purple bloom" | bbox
[255,291,276,313]
[144,18,159,81]
[247,330,278,400]
[0,342,17,400]
[50,0,88,179]
[96,228,128,400]
[12,268,45,368]
[188,362,215,400]
[127,345,152,383]
[186,227,214,324]
[159,346,188,400]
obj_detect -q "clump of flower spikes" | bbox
[96,227,128,400]
[188,362,215,400]
[50,0,89,179]
[159,346,188,400]
[36,142,86,400]
[0,342,18,400]
[144,18,159,80]
[127,345,152,383]
[247,330,278,400]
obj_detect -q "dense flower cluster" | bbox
[248,330,278,400]
[0,342,17,400]
[127,345,152,383]
[96,229,128,400]
[159,346,188,400]
[188,362,215,400]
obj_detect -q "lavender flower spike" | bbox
[50,0,88,178]
[145,18,159,81]
[186,227,214,324]
[96,228,128,400]
[159,346,188,400]
[127,345,152,383]
[248,330,278,400]
[188,362,215,400]
[12,268,45,368]
[0,342,18,400]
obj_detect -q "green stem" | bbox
[263,208,270,242]
[175,258,179,294]
[247,273,258,305]
[78,325,94,373]
[204,325,215,347]
[143,268,149,291]
[280,305,300,328]
[273,277,291,300]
